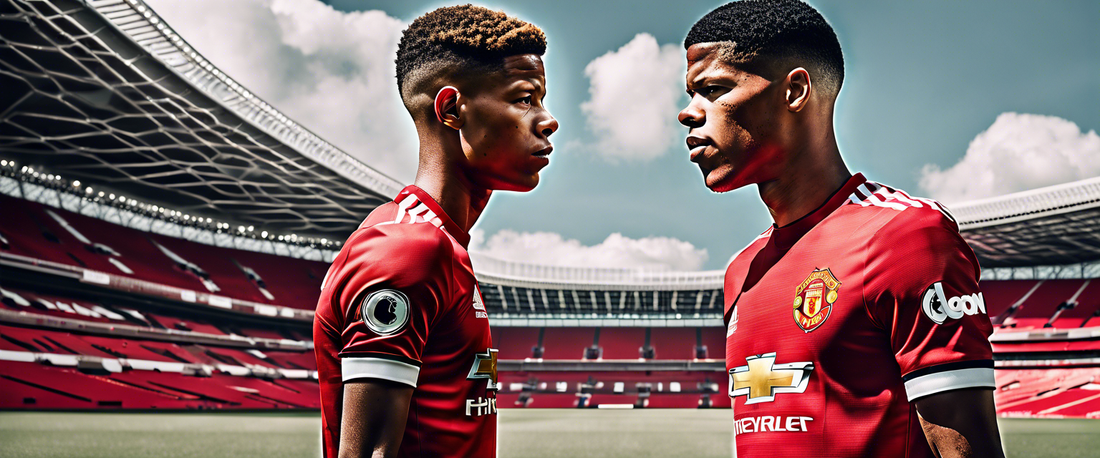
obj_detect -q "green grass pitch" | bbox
[0,410,1096,457]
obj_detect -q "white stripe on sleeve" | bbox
[342,357,420,388]
[903,367,995,402]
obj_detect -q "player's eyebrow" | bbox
[686,71,738,94]
[686,75,715,94]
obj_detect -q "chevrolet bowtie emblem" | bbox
[467,348,499,391]
[729,352,814,404]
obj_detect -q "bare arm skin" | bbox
[914,388,1005,458]
[339,379,414,458]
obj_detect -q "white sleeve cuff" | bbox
[342,357,420,388]
[903,367,995,402]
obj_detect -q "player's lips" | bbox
[686,135,712,162]
[532,146,553,157]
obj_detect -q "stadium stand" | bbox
[1,193,325,309]
[995,368,1100,418]
[996,280,1092,329]
[0,279,319,411]
[496,371,729,409]
[1,0,1098,419]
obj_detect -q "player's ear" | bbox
[785,68,811,113]
[434,86,463,130]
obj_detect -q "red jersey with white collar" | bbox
[314,185,497,458]
[724,174,994,457]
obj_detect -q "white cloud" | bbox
[579,33,685,162]
[920,113,1100,203]
[145,0,417,182]
[470,229,708,271]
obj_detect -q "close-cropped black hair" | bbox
[685,0,843,94]
[396,4,546,108]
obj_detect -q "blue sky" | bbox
[148,0,1100,270]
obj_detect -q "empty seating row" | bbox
[496,371,730,409]
[0,322,316,372]
[994,368,1100,418]
[0,361,320,409]
[0,287,307,346]
[492,327,726,360]
[1,194,327,309]
[479,283,725,314]
[985,279,1099,330]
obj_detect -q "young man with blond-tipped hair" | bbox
[314,5,557,457]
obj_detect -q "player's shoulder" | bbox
[844,181,972,264]
[321,221,457,299]
[346,220,458,267]
[843,180,959,233]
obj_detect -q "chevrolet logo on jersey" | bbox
[729,353,814,404]
[467,348,499,391]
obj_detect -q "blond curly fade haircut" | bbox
[396,4,546,116]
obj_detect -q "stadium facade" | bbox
[1,0,1098,415]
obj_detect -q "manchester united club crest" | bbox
[793,268,841,332]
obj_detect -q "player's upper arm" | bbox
[914,388,1005,458]
[329,223,456,388]
[863,206,995,402]
[339,379,414,458]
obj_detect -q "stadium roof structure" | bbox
[953,177,1100,268]
[0,0,403,239]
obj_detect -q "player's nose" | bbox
[537,113,559,139]
[678,100,704,129]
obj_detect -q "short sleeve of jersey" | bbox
[326,223,455,388]
[864,206,995,402]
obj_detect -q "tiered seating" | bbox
[0,319,320,410]
[492,327,540,359]
[598,327,645,359]
[1,194,326,309]
[1,361,196,409]
[496,393,577,408]
[1,194,206,292]
[992,340,1100,354]
[496,371,729,409]
[648,327,696,360]
[990,280,1091,330]
[265,351,319,371]
[0,195,120,272]
[995,368,1100,417]
[224,248,328,307]
[0,281,318,411]
[500,327,726,361]
[539,328,594,359]
[981,280,1040,319]
[147,234,270,303]
[1049,281,1100,328]
[2,287,136,326]
[700,327,725,359]
[2,287,310,348]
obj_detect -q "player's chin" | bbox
[704,168,744,193]
[488,173,540,193]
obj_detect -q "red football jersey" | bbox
[724,174,994,457]
[314,185,497,458]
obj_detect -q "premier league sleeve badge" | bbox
[360,289,411,335]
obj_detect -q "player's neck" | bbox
[413,141,491,233]
[759,137,850,228]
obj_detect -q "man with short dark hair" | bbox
[678,1,1004,456]
[314,5,557,457]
